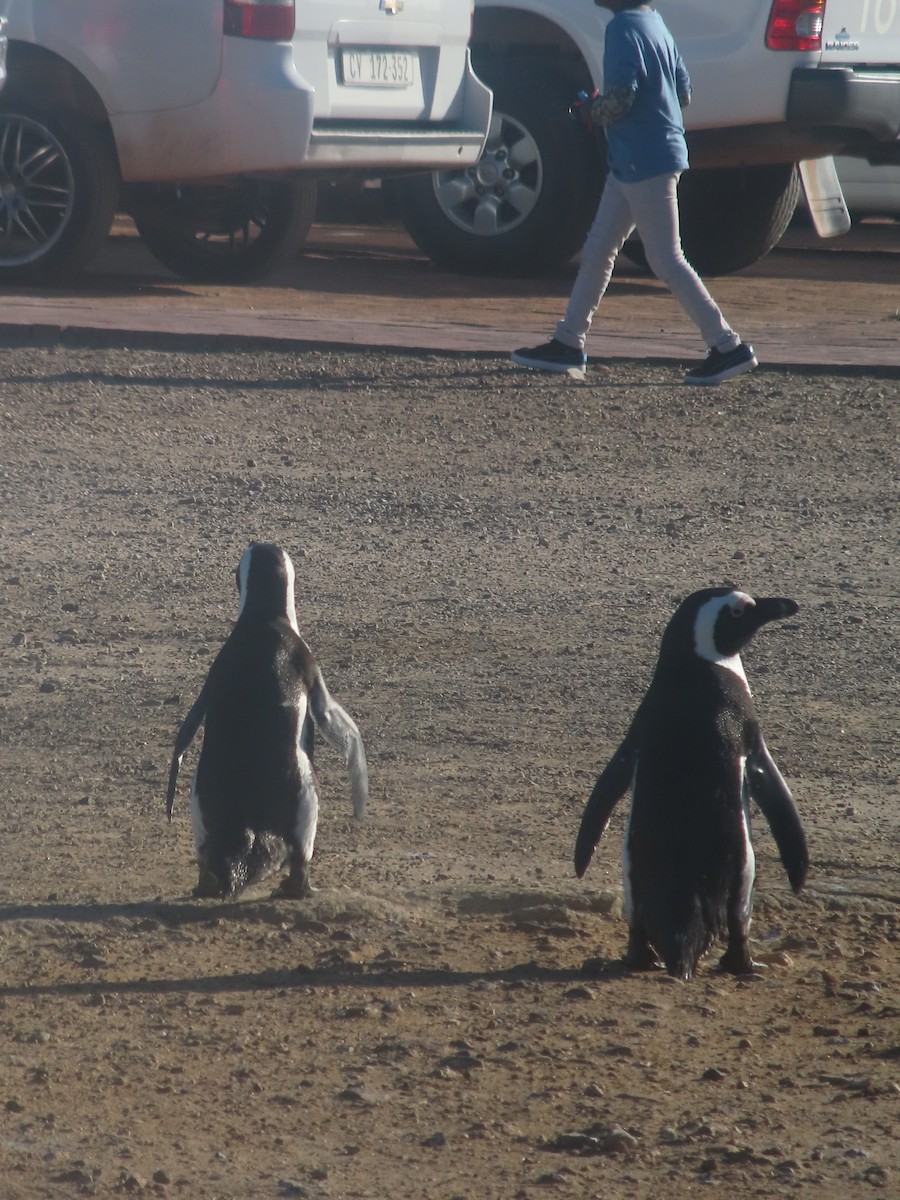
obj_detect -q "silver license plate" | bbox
[340,48,417,88]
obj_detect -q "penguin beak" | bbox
[750,597,799,628]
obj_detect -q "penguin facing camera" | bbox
[166,542,368,900]
[575,587,808,980]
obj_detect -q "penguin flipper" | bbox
[166,686,208,822]
[308,672,368,819]
[574,711,642,878]
[747,735,808,894]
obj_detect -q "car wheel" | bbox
[393,64,603,275]
[621,164,801,276]
[131,178,317,284]
[0,104,119,283]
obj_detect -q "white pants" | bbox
[555,171,740,354]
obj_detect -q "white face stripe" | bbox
[236,545,253,619]
[693,591,753,689]
[281,547,300,634]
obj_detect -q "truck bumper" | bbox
[787,67,900,143]
[115,44,491,183]
[113,40,316,183]
[304,54,492,169]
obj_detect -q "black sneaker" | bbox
[512,338,587,380]
[685,342,758,385]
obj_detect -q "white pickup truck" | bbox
[394,0,900,275]
[0,0,491,282]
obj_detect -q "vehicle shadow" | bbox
[60,224,657,303]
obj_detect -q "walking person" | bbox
[512,0,757,386]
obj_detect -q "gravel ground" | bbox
[0,338,897,1199]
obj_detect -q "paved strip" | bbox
[1,297,896,369]
[0,223,897,369]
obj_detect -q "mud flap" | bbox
[799,157,851,238]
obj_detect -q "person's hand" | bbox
[569,88,601,131]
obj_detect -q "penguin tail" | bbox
[663,934,704,982]
[652,900,715,982]
[224,829,288,897]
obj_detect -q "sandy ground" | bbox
[0,335,897,1200]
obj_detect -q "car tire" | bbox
[621,164,801,276]
[132,178,317,284]
[0,104,119,283]
[393,65,603,275]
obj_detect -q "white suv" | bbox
[0,0,491,282]
[394,0,900,275]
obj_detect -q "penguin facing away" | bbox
[166,542,368,899]
[575,587,808,980]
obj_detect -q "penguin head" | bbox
[661,587,799,675]
[235,542,300,633]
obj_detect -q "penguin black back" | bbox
[575,587,808,980]
[166,542,368,899]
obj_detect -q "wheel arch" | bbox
[470,6,598,94]
[3,41,120,169]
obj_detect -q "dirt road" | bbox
[0,328,897,1199]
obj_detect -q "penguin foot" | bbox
[193,866,225,899]
[717,945,765,976]
[623,931,661,972]
[273,870,315,899]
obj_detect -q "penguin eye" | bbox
[726,592,754,618]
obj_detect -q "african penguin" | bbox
[166,542,368,899]
[574,587,807,980]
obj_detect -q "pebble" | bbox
[862,1166,890,1188]
[436,1050,484,1076]
[339,1003,381,1020]
[546,1125,639,1156]
[50,1169,94,1187]
[563,985,595,1001]
[336,1087,377,1106]
[701,1066,727,1082]
[602,1126,639,1154]
[118,1173,148,1193]
[550,1132,597,1152]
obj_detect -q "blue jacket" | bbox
[604,8,691,183]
